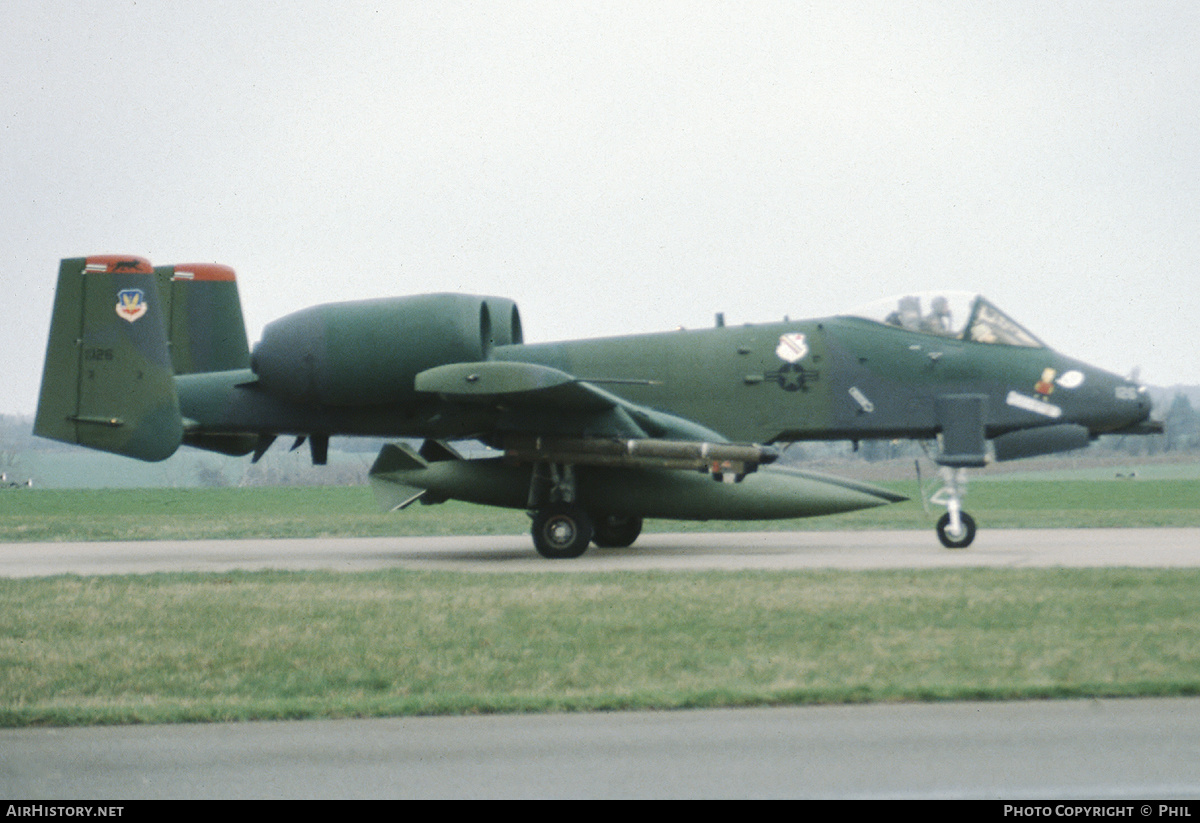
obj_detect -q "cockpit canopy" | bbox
[845,292,1046,348]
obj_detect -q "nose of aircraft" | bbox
[1079,364,1158,434]
[1123,381,1162,434]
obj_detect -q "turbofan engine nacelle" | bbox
[250,293,523,407]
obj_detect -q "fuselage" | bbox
[492,316,1152,442]
[177,311,1152,449]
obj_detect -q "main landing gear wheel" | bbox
[532,504,594,559]
[936,511,977,549]
[592,515,644,548]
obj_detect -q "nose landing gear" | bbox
[936,510,977,549]
[930,466,977,549]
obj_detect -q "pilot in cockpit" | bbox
[885,296,922,330]
[921,295,953,335]
[885,295,954,336]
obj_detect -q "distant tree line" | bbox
[4,388,1200,487]
[1104,391,1200,456]
[780,390,1200,463]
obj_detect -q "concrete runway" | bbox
[4,528,1199,799]
[5,698,1200,799]
[3,527,1200,576]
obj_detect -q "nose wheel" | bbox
[929,466,977,549]
[936,510,976,549]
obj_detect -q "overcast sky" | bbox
[3,1,1197,418]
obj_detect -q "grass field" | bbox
[2,477,1199,542]
[4,567,1200,726]
[1,478,1199,727]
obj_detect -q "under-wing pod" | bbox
[369,441,905,521]
[500,435,779,477]
[992,424,1092,462]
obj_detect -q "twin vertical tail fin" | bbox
[34,255,250,462]
[35,256,183,461]
[153,263,251,376]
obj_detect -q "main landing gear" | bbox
[527,463,644,558]
[529,504,645,558]
[929,466,977,549]
[592,514,644,548]
[531,503,593,559]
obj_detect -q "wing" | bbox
[417,361,727,442]
[415,360,778,472]
[416,361,618,411]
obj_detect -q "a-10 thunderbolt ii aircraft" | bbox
[35,256,1160,557]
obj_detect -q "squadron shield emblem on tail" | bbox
[116,288,147,323]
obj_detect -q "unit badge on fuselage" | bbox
[769,332,820,391]
[775,332,809,363]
